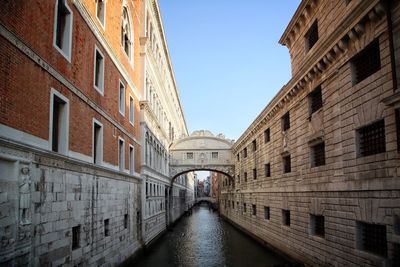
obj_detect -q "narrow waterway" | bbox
[123,204,292,267]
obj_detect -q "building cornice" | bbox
[233,0,385,152]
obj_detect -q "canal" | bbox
[123,203,292,267]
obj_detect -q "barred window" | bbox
[264,206,270,220]
[243,147,248,158]
[187,152,194,159]
[252,204,257,216]
[282,209,290,226]
[305,20,318,52]
[253,168,257,180]
[358,120,386,157]
[264,128,270,143]
[310,215,325,237]
[72,225,80,250]
[212,152,218,159]
[309,86,322,114]
[282,112,290,131]
[351,40,381,84]
[311,142,325,167]
[265,163,271,177]
[357,222,387,257]
[232,201,235,209]
[283,155,291,173]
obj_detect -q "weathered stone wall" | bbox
[0,141,141,266]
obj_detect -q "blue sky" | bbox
[158,0,301,142]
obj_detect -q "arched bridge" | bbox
[196,197,217,204]
[169,130,235,180]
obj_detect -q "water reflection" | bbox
[123,204,290,267]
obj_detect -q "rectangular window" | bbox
[212,152,218,159]
[119,138,125,171]
[72,225,80,250]
[94,47,105,94]
[237,153,240,161]
[244,172,248,182]
[252,204,257,216]
[282,209,290,226]
[351,39,381,85]
[129,96,134,125]
[283,155,291,173]
[232,201,235,209]
[237,174,240,184]
[282,112,290,131]
[358,120,386,157]
[265,163,271,177]
[305,20,319,52]
[253,168,257,180]
[104,219,110,236]
[311,142,325,167]
[243,203,247,213]
[396,109,400,151]
[119,81,125,115]
[129,145,134,174]
[54,0,72,60]
[264,206,270,220]
[309,85,322,115]
[252,140,257,151]
[96,0,105,26]
[264,128,270,143]
[124,214,128,229]
[310,214,325,237]
[357,221,387,257]
[243,147,247,158]
[51,92,69,154]
[93,121,103,164]
[187,152,194,159]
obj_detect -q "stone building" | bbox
[140,0,194,245]
[220,0,400,266]
[0,0,144,265]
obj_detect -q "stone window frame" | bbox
[186,152,194,159]
[121,5,134,64]
[252,139,257,151]
[356,221,387,257]
[244,171,248,182]
[119,80,126,116]
[356,119,386,157]
[129,95,135,126]
[124,214,128,229]
[308,85,323,116]
[129,144,135,175]
[49,88,70,155]
[92,118,104,165]
[264,128,270,143]
[282,154,291,174]
[282,112,290,131]
[282,209,290,226]
[211,152,219,159]
[72,225,80,250]
[243,147,248,158]
[305,20,319,52]
[253,168,257,180]
[96,0,106,28]
[104,219,110,237]
[310,141,326,167]
[265,163,271,177]
[350,39,381,85]
[93,45,105,95]
[118,137,125,171]
[252,204,257,216]
[53,0,73,62]
[264,206,270,220]
[310,214,325,238]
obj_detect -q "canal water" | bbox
[123,204,292,267]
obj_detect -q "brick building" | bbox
[220,0,400,266]
[0,0,144,265]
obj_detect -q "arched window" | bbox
[121,6,132,58]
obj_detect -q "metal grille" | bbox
[359,120,386,157]
[312,142,326,167]
[312,215,325,237]
[253,168,257,180]
[264,128,270,143]
[212,152,218,159]
[283,155,291,173]
[359,222,387,257]
[310,86,322,114]
[264,207,270,220]
[265,163,271,177]
[72,225,80,250]
[352,40,381,84]
[306,21,318,51]
[283,210,290,226]
[252,205,257,216]
[396,109,400,151]
[282,112,290,131]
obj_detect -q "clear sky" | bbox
[158,0,301,141]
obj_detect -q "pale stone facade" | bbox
[221,0,400,266]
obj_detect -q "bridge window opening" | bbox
[243,147,248,158]
[264,128,270,143]
[357,221,387,257]
[265,163,271,177]
[282,209,290,226]
[104,219,110,236]
[252,205,257,216]
[310,214,324,237]
[282,112,290,131]
[253,168,257,180]
[283,154,291,173]
[311,142,325,167]
[187,152,194,159]
[357,120,386,157]
[212,152,218,159]
[252,140,257,151]
[264,207,270,220]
